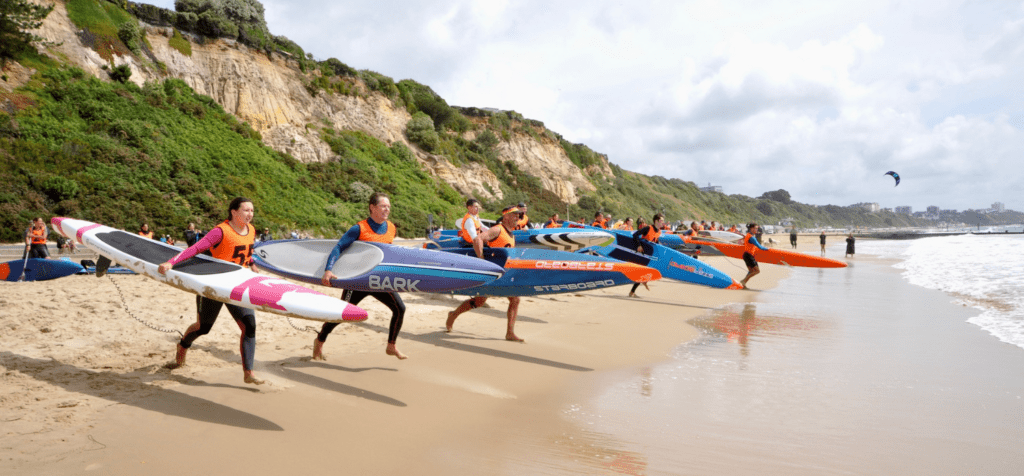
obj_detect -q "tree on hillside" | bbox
[0,0,55,66]
[759,189,793,204]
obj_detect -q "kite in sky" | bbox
[885,171,900,187]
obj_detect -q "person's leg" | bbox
[505,297,523,342]
[380,292,408,359]
[628,282,641,297]
[313,289,366,360]
[446,296,486,332]
[227,304,263,384]
[170,296,221,368]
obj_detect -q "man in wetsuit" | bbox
[543,213,563,228]
[628,213,663,298]
[24,217,50,259]
[315,192,408,360]
[446,205,524,342]
[739,222,770,289]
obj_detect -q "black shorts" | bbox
[28,244,49,259]
[742,252,758,269]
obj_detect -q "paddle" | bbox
[17,247,29,281]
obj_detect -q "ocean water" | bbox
[519,237,1024,475]
[858,233,1024,350]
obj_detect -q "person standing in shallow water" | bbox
[314,192,407,361]
[446,205,525,342]
[158,197,263,385]
[845,233,856,258]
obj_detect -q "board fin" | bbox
[95,256,112,277]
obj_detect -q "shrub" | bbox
[109,64,132,83]
[324,58,356,77]
[117,20,141,54]
[168,28,192,56]
[405,112,439,152]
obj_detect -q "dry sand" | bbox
[0,237,828,474]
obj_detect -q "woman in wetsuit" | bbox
[157,197,263,385]
[315,192,408,360]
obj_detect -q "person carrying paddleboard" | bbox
[24,217,50,259]
[316,192,408,360]
[446,205,525,342]
[157,197,265,385]
[514,202,531,230]
[458,198,486,247]
[627,213,663,298]
[543,213,563,228]
[739,222,770,289]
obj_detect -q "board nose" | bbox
[342,304,369,321]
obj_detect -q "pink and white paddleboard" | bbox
[52,217,367,323]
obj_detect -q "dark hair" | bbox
[369,192,389,207]
[594,211,603,217]
[653,213,664,223]
[747,222,759,231]
[517,202,526,208]
[466,198,480,208]
[226,197,252,221]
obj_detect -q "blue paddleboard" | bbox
[253,239,505,293]
[0,258,83,282]
[582,229,741,289]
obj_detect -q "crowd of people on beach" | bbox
[16,193,859,386]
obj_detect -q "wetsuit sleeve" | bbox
[748,235,770,251]
[632,226,651,249]
[324,225,361,271]
[168,227,224,265]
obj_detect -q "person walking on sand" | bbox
[157,197,264,385]
[845,233,856,258]
[24,217,50,259]
[628,213,665,298]
[314,192,408,361]
[446,205,525,342]
[790,228,798,249]
[820,231,827,256]
[739,222,770,289]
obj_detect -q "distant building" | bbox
[881,208,892,213]
[927,205,939,214]
[700,183,723,193]
[913,211,926,218]
[895,206,912,214]
[993,202,1005,212]
[852,202,880,213]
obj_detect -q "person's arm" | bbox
[321,225,361,285]
[158,227,224,274]
[633,226,651,252]
[748,235,770,251]
[24,227,31,249]
[473,226,502,259]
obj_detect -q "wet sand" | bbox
[0,240,790,474]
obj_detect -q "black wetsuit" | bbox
[318,289,406,344]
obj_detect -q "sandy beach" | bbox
[0,235,796,475]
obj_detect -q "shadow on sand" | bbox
[0,352,283,431]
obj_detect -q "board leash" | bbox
[286,317,318,334]
[107,275,183,337]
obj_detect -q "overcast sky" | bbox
[148,0,1024,212]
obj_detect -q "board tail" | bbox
[504,259,661,283]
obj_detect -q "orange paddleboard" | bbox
[689,239,848,268]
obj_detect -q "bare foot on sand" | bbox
[164,344,187,369]
[506,333,525,342]
[244,372,265,385]
[386,343,408,360]
[312,338,326,361]
[445,311,457,332]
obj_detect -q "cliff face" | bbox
[28,0,613,204]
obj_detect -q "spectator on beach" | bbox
[790,228,798,249]
[628,213,664,298]
[138,223,154,240]
[739,222,770,289]
[820,232,827,256]
[157,197,264,385]
[845,233,856,258]
[447,205,525,342]
[184,223,201,247]
[159,235,168,243]
[755,226,764,245]
[24,217,50,259]
[259,227,273,243]
[315,192,409,361]
[291,230,299,239]
[621,217,634,231]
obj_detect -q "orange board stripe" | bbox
[505,259,661,283]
